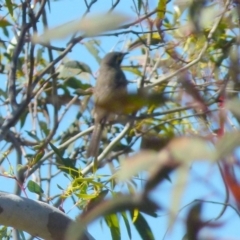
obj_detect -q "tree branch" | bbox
[0,192,94,240]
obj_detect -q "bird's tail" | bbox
[86,123,104,158]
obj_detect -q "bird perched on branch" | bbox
[86,51,128,158]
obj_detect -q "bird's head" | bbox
[101,51,128,67]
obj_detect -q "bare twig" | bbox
[26,126,94,176]
[0,36,82,142]
[108,0,120,12]
[146,0,231,89]
[82,122,132,176]
[83,0,98,16]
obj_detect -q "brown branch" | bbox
[108,0,121,12]
[0,37,82,142]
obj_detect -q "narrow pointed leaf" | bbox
[131,211,154,240]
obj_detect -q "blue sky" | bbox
[0,0,239,239]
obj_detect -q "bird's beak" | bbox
[117,52,129,63]
[122,52,129,57]
[120,52,129,61]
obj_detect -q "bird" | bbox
[86,51,128,158]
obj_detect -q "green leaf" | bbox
[121,212,131,239]
[105,214,121,240]
[36,48,44,64]
[47,0,51,11]
[29,150,44,166]
[59,61,92,81]
[0,19,11,27]
[137,0,142,12]
[19,110,28,128]
[84,40,101,64]
[57,184,64,190]
[122,66,142,76]
[49,142,64,160]
[39,121,50,137]
[56,85,71,96]
[64,77,91,90]
[3,25,9,37]
[64,61,92,74]
[5,0,13,17]
[157,0,167,20]
[0,226,12,239]
[0,89,7,98]
[49,142,79,178]
[27,180,44,195]
[131,211,154,240]
[58,158,79,177]
[25,131,40,141]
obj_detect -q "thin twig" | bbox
[82,122,132,176]
[146,0,231,89]
[27,126,94,176]
[0,37,82,142]
[83,0,97,16]
[108,0,120,12]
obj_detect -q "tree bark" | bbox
[0,192,94,240]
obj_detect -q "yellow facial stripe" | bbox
[116,55,123,64]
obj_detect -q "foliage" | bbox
[0,0,240,239]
